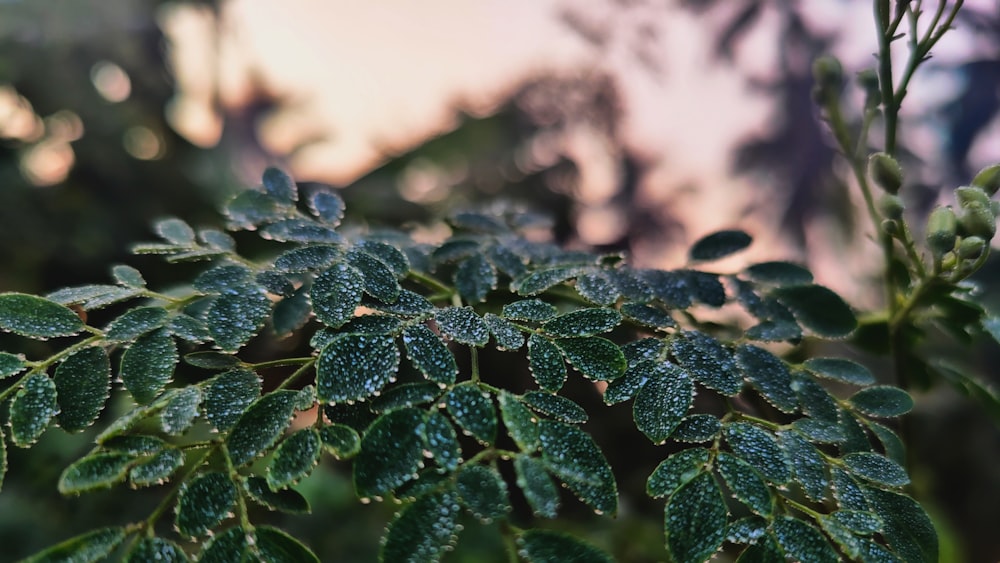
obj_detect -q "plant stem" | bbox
[275,358,317,390]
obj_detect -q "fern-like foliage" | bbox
[0,167,935,562]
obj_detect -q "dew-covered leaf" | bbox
[455,253,497,303]
[120,328,177,404]
[726,516,769,546]
[716,452,773,516]
[792,417,845,444]
[839,411,876,455]
[772,516,839,563]
[640,269,693,308]
[160,386,201,435]
[317,333,400,403]
[791,371,839,423]
[198,229,236,251]
[683,270,727,307]
[633,365,693,444]
[499,392,540,451]
[745,319,803,342]
[168,314,211,343]
[518,529,613,563]
[539,420,617,515]
[254,526,321,563]
[445,383,497,445]
[356,240,409,276]
[308,188,346,225]
[456,464,510,522]
[372,382,442,413]
[528,334,567,392]
[336,314,404,337]
[620,302,676,330]
[744,261,814,285]
[10,374,59,447]
[804,357,875,385]
[672,331,742,396]
[402,325,457,385]
[102,434,166,455]
[555,337,626,381]
[781,431,829,502]
[832,510,883,535]
[104,306,168,342]
[543,308,621,338]
[226,390,299,467]
[58,453,134,494]
[433,238,481,263]
[435,306,490,346]
[366,289,436,316]
[272,287,311,336]
[689,229,752,262]
[521,391,588,424]
[262,218,344,244]
[646,447,710,498]
[310,262,364,329]
[485,243,527,278]
[347,248,400,303]
[262,166,298,202]
[257,270,295,297]
[155,217,197,245]
[514,266,582,295]
[724,422,790,484]
[319,423,361,460]
[773,284,857,338]
[124,537,189,563]
[503,299,558,322]
[672,414,721,443]
[268,428,322,490]
[46,284,131,307]
[865,486,937,563]
[0,293,85,339]
[380,490,461,563]
[849,386,913,417]
[664,471,727,563]
[194,265,252,294]
[736,344,797,413]
[573,272,620,306]
[422,410,461,472]
[203,368,261,431]
[198,527,249,562]
[54,347,110,432]
[354,407,427,499]
[21,527,126,563]
[450,211,508,233]
[129,448,184,487]
[0,351,25,378]
[275,245,342,273]
[206,285,272,351]
[245,476,310,514]
[843,453,909,487]
[483,313,525,350]
[110,265,145,289]
[514,455,559,518]
[868,421,906,465]
[832,467,870,512]
[176,471,237,537]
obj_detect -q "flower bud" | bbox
[857,69,882,109]
[878,194,905,220]
[926,206,957,258]
[955,185,991,209]
[971,164,1000,196]
[881,219,900,237]
[812,56,844,105]
[957,201,996,240]
[869,153,903,194]
[956,236,986,260]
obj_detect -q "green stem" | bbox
[250,357,315,370]
[222,444,254,532]
[470,347,480,383]
[407,270,453,295]
[274,358,317,391]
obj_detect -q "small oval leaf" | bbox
[380,490,461,563]
[843,452,910,487]
[311,262,365,329]
[125,537,190,563]
[354,407,427,499]
[849,386,914,417]
[267,428,322,490]
[120,328,177,405]
[226,390,300,467]
[773,284,857,338]
[518,529,613,563]
[528,334,567,392]
[664,472,728,563]
[689,229,752,262]
[58,453,133,494]
[543,308,622,338]
[445,384,497,445]
[633,365,693,444]
[21,527,126,563]
[245,476,311,514]
[435,307,490,347]
[804,357,876,386]
[317,333,400,404]
[514,455,560,518]
[716,452,773,516]
[724,422,790,484]
[10,374,59,447]
[204,369,261,432]
[555,337,627,381]
[176,471,237,537]
[403,325,458,385]
[646,447,710,499]
[0,293,85,339]
[539,420,617,515]
[456,464,510,522]
[54,347,110,433]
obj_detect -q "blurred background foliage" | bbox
[1,0,999,561]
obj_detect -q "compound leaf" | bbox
[175,471,237,537]
[226,390,300,467]
[518,529,612,563]
[0,292,85,339]
[664,472,727,563]
[310,262,365,329]
[54,347,110,433]
[849,386,913,417]
[204,369,261,432]
[773,284,857,338]
[555,337,626,381]
[10,374,59,447]
[456,464,510,522]
[514,455,559,518]
[539,420,617,515]
[445,384,497,445]
[120,328,177,405]
[316,333,400,404]
[689,229,752,262]
[402,325,458,385]
[21,527,126,563]
[354,407,427,500]
[268,428,322,490]
[380,490,461,563]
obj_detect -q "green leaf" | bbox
[671,331,742,396]
[445,383,497,444]
[865,486,937,563]
[803,357,875,385]
[129,448,184,487]
[603,359,654,405]
[641,269,692,308]
[689,229,752,262]
[366,289,435,316]
[664,472,727,563]
[843,453,910,487]
[245,476,311,513]
[168,314,211,343]
[483,312,525,350]
[716,452,773,516]
[772,516,839,563]
[672,414,722,443]
[176,471,237,537]
[772,284,857,338]
[0,351,25,378]
[372,382,442,413]
[160,386,201,435]
[726,516,769,546]
[781,431,830,502]
[539,420,617,515]
[112,264,146,288]
[204,368,261,431]
[22,527,127,563]
[514,455,559,518]
[487,243,528,278]
[576,272,621,305]
[499,392,540,451]
[310,262,365,329]
[272,287,312,335]
[354,407,427,499]
[423,410,461,471]
[319,424,361,460]
[347,248,401,303]
[267,428,322,490]
[125,537,189,563]
[380,490,461,563]
[47,284,137,309]
[0,292,85,339]
[521,391,588,423]
[308,188,345,225]
[528,334,567,391]
[832,510,883,535]
[543,308,621,337]
[102,434,166,455]
[792,417,844,443]
[357,240,410,276]
[435,306,490,346]
[317,333,400,403]
[58,453,134,494]
[868,421,906,465]
[262,166,298,202]
[402,325,458,385]
[555,337,627,381]
[198,527,250,562]
[620,302,676,329]
[195,265,252,293]
[433,238,481,263]
[104,306,168,342]
[849,386,913,417]
[262,218,343,244]
[155,217,197,245]
[199,229,236,251]
[10,374,59,447]
[120,328,177,404]
[633,365,693,444]
[518,529,613,563]
[724,422,790,484]
[456,464,510,522]
[744,261,814,285]
[206,285,272,351]
[514,266,582,295]
[646,447,710,498]
[736,344,797,413]
[274,245,342,273]
[226,390,300,467]
[832,467,870,512]
[255,526,320,563]
[792,372,839,422]
[503,299,558,322]
[455,254,497,303]
[53,347,110,432]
